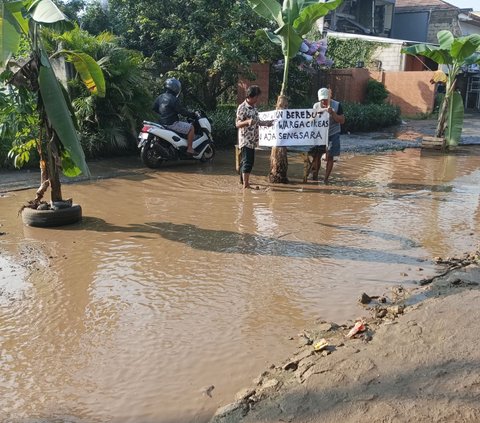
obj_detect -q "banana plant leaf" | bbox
[38,50,89,177]
[445,91,464,146]
[450,34,480,60]
[247,0,282,27]
[437,30,454,50]
[464,52,480,65]
[0,1,26,66]
[65,51,105,97]
[275,23,303,58]
[402,43,452,65]
[294,0,343,36]
[28,0,74,32]
[249,0,342,58]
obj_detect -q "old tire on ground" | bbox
[22,204,82,227]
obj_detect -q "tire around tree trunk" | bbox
[22,204,82,227]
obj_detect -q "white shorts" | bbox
[166,121,192,135]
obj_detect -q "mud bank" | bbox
[210,251,480,423]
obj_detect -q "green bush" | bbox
[209,105,238,148]
[365,79,389,104]
[342,102,401,133]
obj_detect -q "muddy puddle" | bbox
[1,146,480,422]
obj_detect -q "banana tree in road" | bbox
[0,0,105,210]
[248,0,343,183]
[403,30,480,149]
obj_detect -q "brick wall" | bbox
[237,63,270,105]
[427,10,461,43]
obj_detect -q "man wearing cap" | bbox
[312,87,345,184]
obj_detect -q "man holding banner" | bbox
[314,88,345,184]
[236,85,274,189]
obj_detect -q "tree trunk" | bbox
[46,129,63,202]
[435,91,449,138]
[435,78,456,139]
[268,147,289,183]
[268,95,289,184]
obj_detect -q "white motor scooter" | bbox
[137,111,215,168]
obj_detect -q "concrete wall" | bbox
[370,43,405,71]
[240,65,436,116]
[237,63,269,105]
[326,33,407,71]
[323,68,371,104]
[324,68,435,115]
[369,70,435,116]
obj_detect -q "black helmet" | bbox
[164,77,181,96]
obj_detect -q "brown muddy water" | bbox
[1,147,480,423]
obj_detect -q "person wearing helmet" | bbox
[311,87,345,184]
[153,77,197,155]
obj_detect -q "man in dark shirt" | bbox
[153,77,197,155]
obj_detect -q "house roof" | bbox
[394,0,459,10]
[459,11,480,26]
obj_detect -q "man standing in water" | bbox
[236,85,273,189]
[313,87,345,184]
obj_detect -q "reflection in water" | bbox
[1,147,480,423]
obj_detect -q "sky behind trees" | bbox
[445,0,478,10]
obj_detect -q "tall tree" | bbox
[81,0,277,110]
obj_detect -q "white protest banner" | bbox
[258,108,329,147]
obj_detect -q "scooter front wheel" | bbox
[200,144,215,163]
[141,143,164,168]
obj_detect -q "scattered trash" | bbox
[346,320,366,338]
[359,292,372,304]
[362,333,373,343]
[375,308,387,318]
[200,385,215,398]
[387,305,405,316]
[313,338,329,351]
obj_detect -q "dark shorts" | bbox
[308,145,326,155]
[327,133,340,157]
[241,146,255,173]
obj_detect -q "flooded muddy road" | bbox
[1,146,480,423]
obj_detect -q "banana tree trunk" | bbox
[269,95,289,184]
[46,127,63,202]
[435,78,456,139]
[268,147,289,183]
